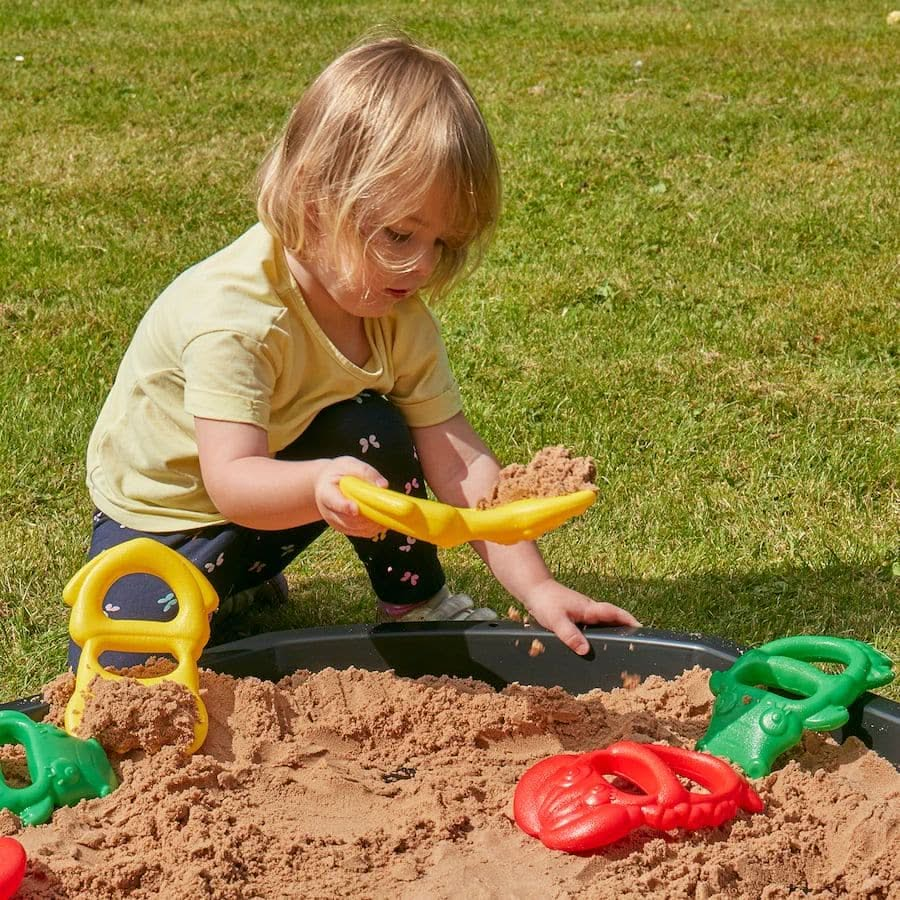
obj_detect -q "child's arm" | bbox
[194,417,386,537]
[411,413,640,655]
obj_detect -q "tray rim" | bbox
[3,624,897,766]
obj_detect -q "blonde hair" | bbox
[257,31,501,299]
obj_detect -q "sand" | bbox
[41,659,197,755]
[0,665,897,899]
[477,446,596,509]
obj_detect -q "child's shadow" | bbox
[207,571,376,647]
[208,557,897,658]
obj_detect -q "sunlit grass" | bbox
[1,0,897,701]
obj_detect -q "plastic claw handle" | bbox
[339,476,596,549]
[63,538,220,755]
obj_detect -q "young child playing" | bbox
[73,32,638,671]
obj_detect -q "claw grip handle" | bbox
[63,538,219,754]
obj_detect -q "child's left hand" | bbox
[521,581,640,656]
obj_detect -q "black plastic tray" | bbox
[3,624,898,766]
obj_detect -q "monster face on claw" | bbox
[698,668,809,778]
[0,711,117,827]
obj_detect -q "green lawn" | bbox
[1,1,897,702]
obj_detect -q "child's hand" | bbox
[522,581,640,656]
[315,456,390,538]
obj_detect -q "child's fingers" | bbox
[335,457,389,488]
[573,599,641,628]
[320,485,357,517]
[324,495,385,538]
[549,617,591,656]
[541,601,641,656]
[328,512,379,537]
[551,607,639,656]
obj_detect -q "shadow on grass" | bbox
[208,557,898,657]
[564,560,899,651]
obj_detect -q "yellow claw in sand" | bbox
[63,538,219,755]
[339,477,596,549]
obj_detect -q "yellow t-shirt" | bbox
[87,223,463,531]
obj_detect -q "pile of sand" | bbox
[1,665,897,898]
[478,446,596,509]
[42,659,196,755]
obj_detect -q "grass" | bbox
[0,1,897,703]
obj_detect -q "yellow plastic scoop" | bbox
[339,477,596,549]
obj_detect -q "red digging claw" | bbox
[513,741,763,854]
[0,836,26,900]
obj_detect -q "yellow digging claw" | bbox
[339,476,596,549]
[63,538,219,755]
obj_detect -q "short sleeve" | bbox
[388,302,463,427]
[182,330,277,427]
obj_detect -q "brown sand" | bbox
[43,660,196,754]
[0,665,897,899]
[478,446,597,509]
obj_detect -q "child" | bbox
[74,32,638,670]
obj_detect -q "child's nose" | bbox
[413,242,440,277]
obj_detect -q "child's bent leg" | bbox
[67,511,324,671]
[276,391,447,606]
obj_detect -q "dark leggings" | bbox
[68,391,445,669]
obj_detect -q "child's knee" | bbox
[350,394,414,457]
[282,392,417,467]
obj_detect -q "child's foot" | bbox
[376,585,498,623]
[216,573,289,619]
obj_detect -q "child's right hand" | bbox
[314,457,390,538]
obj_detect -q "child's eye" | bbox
[384,228,411,244]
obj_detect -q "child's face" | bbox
[318,185,451,318]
